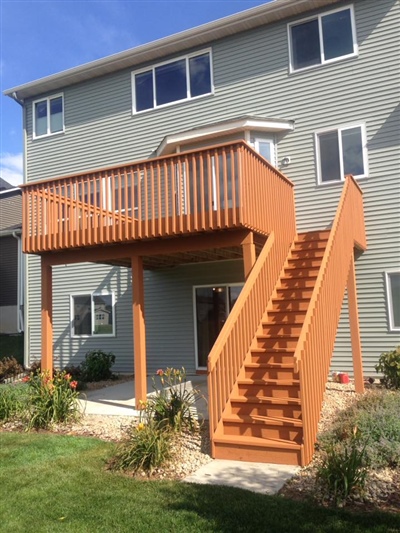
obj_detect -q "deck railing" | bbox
[207,171,296,447]
[294,176,366,465]
[21,141,293,254]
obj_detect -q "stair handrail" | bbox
[293,176,366,464]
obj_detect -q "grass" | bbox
[0,433,399,533]
[0,334,24,365]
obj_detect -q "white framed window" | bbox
[132,49,213,113]
[315,123,368,184]
[249,136,275,166]
[288,5,357,73]
[33,94,64,138]
[70,292,115,337]
[385,271,400,331]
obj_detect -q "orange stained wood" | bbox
[41,256,53,377]
[132,255,147,408]
[294,176,366,465]
[20,141,294,255]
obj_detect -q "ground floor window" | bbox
[194,284,243,369]
[71,292,115,337]
[385,271,400,331]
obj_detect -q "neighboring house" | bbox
[0,179,24,334]
[4,0,399,465]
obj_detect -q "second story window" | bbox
[315,124,367,184]
[33,94,64,138]
[132,50,212,113]
[289,6,357,72]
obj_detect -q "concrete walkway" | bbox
[79,377,299,494]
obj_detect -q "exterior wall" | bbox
[23,0,400,375]
[0,194,22,231]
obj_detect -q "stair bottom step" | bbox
[213,435,302,466]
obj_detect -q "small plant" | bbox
[375,346,400,389]
[0,357,23,382]
[147,367,201,431]
[80,350,115,382]
[0,385,26,422]
[317,428,369,506]
[24,370,82,430]
[110,417,172,474]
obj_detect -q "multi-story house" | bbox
[4,0,399,465]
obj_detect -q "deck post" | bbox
[131,255,147,408]
[242,231,256,279]
[347,254,365,394]
[41,256,53,376]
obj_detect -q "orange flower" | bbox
[156,369,164,376]
[70,381,78,389]
[22,375,30,383]
[64,373,72,380]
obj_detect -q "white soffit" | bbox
[156,116,294,156]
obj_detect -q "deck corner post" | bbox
[347,254,365,394]
[41,255,53,376]
[242,231,256,279]
[131,254,147,408]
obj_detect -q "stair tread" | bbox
[238,378,300,386]
[245,362,295,369]
[223,413,303,427]
[213,434,302,450]
[250,347,295,353]
[231,395,301,405]
[257,333,299,339]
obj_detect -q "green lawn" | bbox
[0,433,399,533]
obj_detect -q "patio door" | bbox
[194,284,242,369]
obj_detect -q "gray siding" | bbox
[25,0,400,375]
[0,194,22,231]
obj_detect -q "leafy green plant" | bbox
[317,429,369,505]
[24,370,82,430]
[147,367,201,431]
[0,356,23,382]
[375,346,400,389]
[0,385,26,422]
[110,417,172,474]
[80,350,115,382]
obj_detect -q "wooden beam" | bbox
[131,255,147,408]
[41,229,252,266]
[242,231,256,279]
[41,256,53,376]
[347,254,364,394]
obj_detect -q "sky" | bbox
[0,0,271,187]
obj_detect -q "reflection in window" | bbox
[71,293,114,336]
[386,272,400,331]
[33,95,64,137]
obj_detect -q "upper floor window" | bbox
[315,124,367,184]
[132,50,212,113]
[249,137,275,166]
[385,271,400,331]
[33,94,64,138]
[288,6,357,72]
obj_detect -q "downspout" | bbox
[12,232,24,333]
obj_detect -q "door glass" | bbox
[195,287,227,368]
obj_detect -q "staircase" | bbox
[212,230,330,466]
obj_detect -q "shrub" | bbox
[317,430,369,506]
[147,367,201,431]
[318,390,400,468]
[375,346,400,389]
[80,350,115,382]
[24,370,82,430]
[0,357,23,382]
[0,385,27,422]
[111,418,172,474]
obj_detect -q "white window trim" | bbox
[287,4,358,74]
[315,122,368,186]
[131,48,214,114]
[193,282,243,370]
[249,135,276,167]
[32,93,65,139]
[385,270,400,332]
[70,291,115,338]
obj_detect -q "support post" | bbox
[41,256,53,376]
[347,254,365,393]
[131,255,147,408]
[242,231,256,279]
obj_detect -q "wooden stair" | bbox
[213,230,330,465]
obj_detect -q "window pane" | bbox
[195,287,227,368]
[291,19,321,70]
[93,294,113,335]
[342,127,364,177]
[189,53,211,97]
[155,59,187,106]
[322,9,354,61]
[229,286,242,311]
[73,295,91,335]
[389,273,400,329]
[50,97,63,133]
[258,141,272,163]
[319,131,341,182]
[35,101,47,136]
[135,70,154,111]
